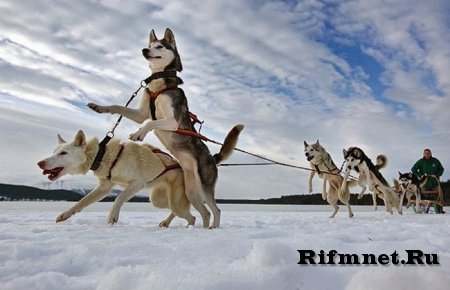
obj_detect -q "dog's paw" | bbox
[87,103,109,113]
[357,193,364,199]
[107,210,119,224]
[56,211,72,223]
[108,217,118,225]
[129,128,150,142]
[308,186,313,194]
[159,220,170,228]
[321,193,327,200]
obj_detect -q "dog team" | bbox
[303,141,436,218]
[37,28,436,228]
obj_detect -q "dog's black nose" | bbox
[347,165,351,170]
[37,160,46,169]
[142,48,149,57]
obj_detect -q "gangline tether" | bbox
[92,75,356,180]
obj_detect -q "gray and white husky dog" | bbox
[341,147,402,214]
[354,154,388,211]
[394,172,423,211]
[88,28,244,228]
[304,140,355,218]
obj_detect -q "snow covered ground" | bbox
[0,202,449,290]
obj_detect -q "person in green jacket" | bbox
[411,148,444,213]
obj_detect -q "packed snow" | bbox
[0,202,449,290]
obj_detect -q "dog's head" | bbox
[342,147,364,171]
[304,140,323,163]
[37,130,88,181]
[142,28,182,72]
[398,171,414,189]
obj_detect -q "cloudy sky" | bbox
[1,0,449,199]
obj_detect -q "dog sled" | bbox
[409,175,445,214]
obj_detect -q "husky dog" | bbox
[341,147,402,214]
[87,28,244,228]
[354,154,388,211]
[37,130,195,227]
[395,172,422,211]
[304,140,354,218]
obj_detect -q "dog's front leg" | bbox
[321,177,328,200]
[357,178,367,199]
[87,91,151,124]
[340,168,351,194]
[308,170,315,193]
[108,181,144,224]
[129,117,178,141]
[56,179,113,222]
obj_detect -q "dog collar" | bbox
[90,135,112,171]
[143,71,177,85]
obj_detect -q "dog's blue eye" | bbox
[156,45,163,49]
[59,151,68,155]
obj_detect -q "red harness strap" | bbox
[149,83,179,99]
[150,148,182,182]
[107,144,125,179]
[149,85,204,127]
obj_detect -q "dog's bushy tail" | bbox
[376,154,387,169]
[213,124,244,164]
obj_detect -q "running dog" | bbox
[37,130,195,227]
[355,154,388,211]
[394,172,423,212]
[341,147,402,214]
[87,28,244,228]
[304,140,355,218]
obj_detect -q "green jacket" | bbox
[411,157,444,189]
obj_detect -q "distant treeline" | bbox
[0,183,148,202]
[1,181,449,205]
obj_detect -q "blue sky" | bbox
[0,0,449,199]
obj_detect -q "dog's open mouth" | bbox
[42,167,64,181]
[307,156,314,161]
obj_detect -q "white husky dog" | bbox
[341,147,402,214]
[37,130,195,227]
[87,28,243,228]
[304,140,355,218]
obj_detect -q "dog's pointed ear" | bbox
[149,29,158,44]
[398,171,401,176]
[315,139,320,145]
[304,141,308,148]
[343,149,347,157]
[408,172,413,178]
[57,134,66,144]
[164,28,176,49]
[163,28,183,72]
[73,130,86,147]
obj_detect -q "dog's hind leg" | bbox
[56,179,114,223]
[203,189,221,229]
[108,181,144,224]
[183,168,210,228]
[327,192,339,218]
[168,184,196,228]
[372,191,378,211]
